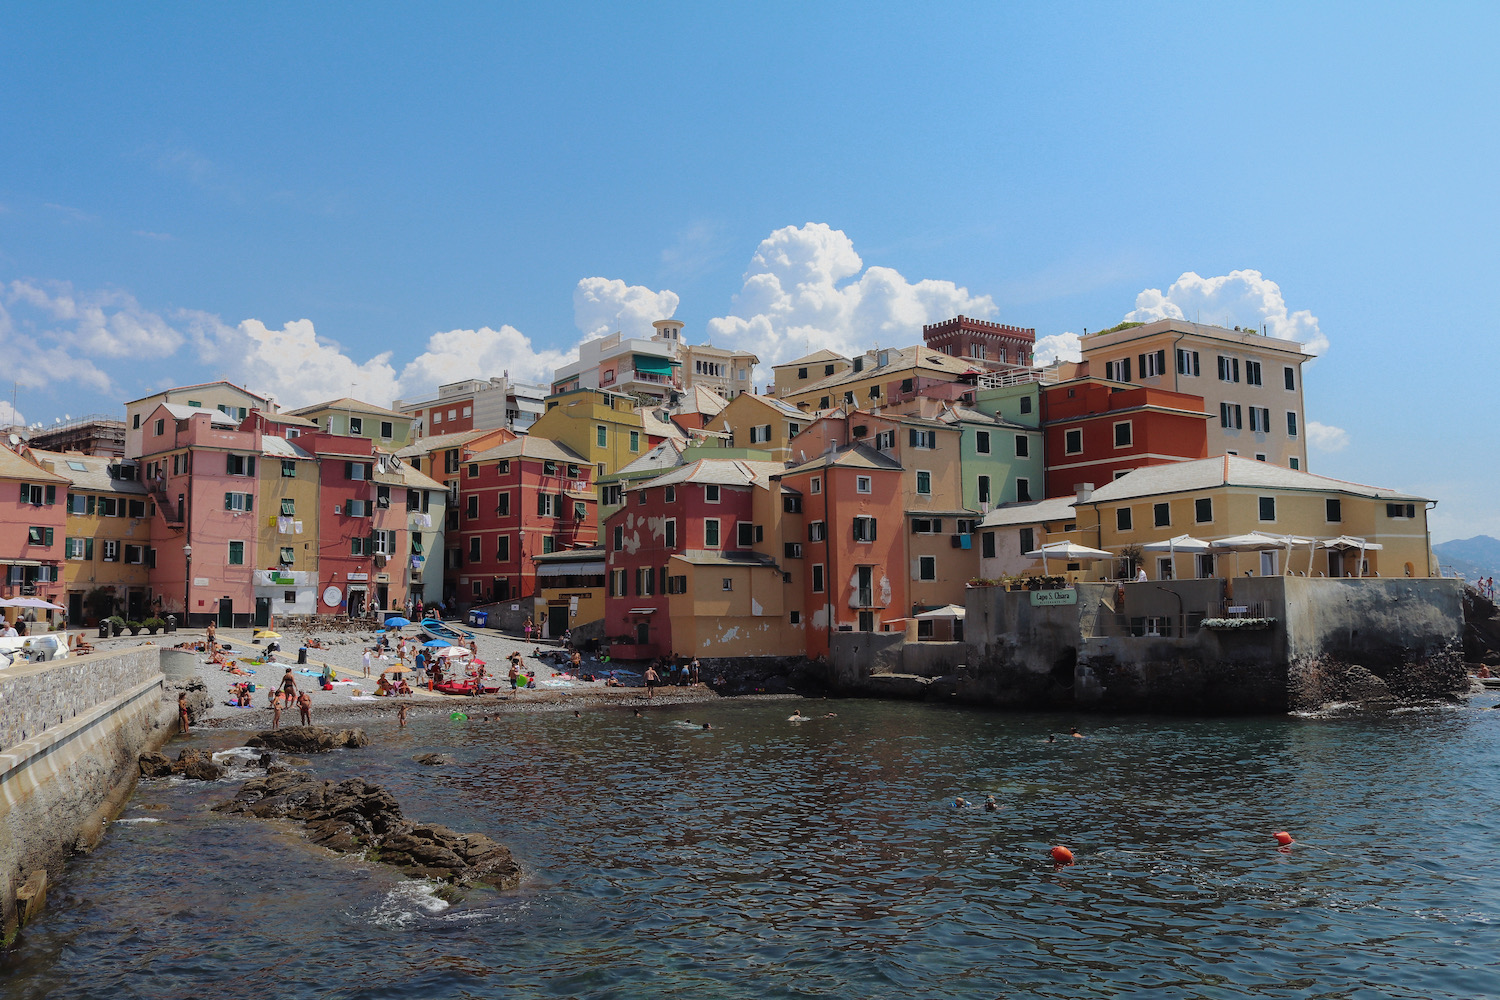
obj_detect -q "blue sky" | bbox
[1,4,1496,541]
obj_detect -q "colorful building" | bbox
[251,436,320,619]
[125,381,273,460]
[394,376,547,439]
[1040,379,1209,498]
[528,387,666,484]
[770,349,851,400]
[551,329,682,403]
[703,392,810,463]
[922,315,1036,369]
[36,451,153,624]
[295,431,381,618]
[776,344,977,414]
[0,444,68,624]
[1076,319,1313,470]
[532,547,607,638]
[286,397,415,451]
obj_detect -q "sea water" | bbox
[4,695,1500,999]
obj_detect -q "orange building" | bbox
[1041,379,1209,497]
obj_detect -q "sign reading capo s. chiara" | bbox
[1030,588,1077,607]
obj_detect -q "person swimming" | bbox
[788,709,806,722]
[954,797,968,809]
[1070,726,1085,738]
[702,722,712,730]
[984,795,999,811]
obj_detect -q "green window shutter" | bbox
[245,493,253,511]
[85,538,94,560]
[45,485,56,505]
[87,495,96,515]
[247,456,256,477]
[224,492,232,510]
[44,528,54,546]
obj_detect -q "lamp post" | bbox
[182,543,193,628]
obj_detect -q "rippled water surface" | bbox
[7,696,1500,999]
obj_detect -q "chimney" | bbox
[1074,483,1094,503]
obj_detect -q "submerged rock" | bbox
[137,748,226,781]
[213,772,520,890]
[412,753,456,766]
[245,726,369,753]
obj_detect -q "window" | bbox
[132,413,141,429]
[820,396,830,409]
[1387,502,1417,519]
[67,493,89,515]
[1245,360,1263,386]
[497,535,510,562]
[1017,477,1033,502]
[1286,412,1298,437]
[280,498,296,517]
[749,424,772,444]
[1104,358,1131,382]
[1114,421,1132,448]
[284,591,297,604]
[1258,496,1277,522]
[663,485,676,503]
[911,518,943,534]
[825,364,836,376]
[279,546,295,565]
[810,477,821,494]
[567,463,579,478]
[918,555,936,581]
[348,417,363,435]
[663,518,677,548]
[380,421,394,439]
[705,484,720,503]
[812,564,825,593]
[908,429,937,449]
[602,484,621,506]
[609,568,627,597]
[224,491,254,512]
[1153,502,1170,527]
[1139,350,1166,378]
[1284,366,1296,391]
[636,567,654,596]
[974,430,991,455]
[982,531,996,558]
[1219,402,1244,429]
[636,490,647,505]
[1014,435,1029,459]
[537,493,559,517]
[346,461,373,481]
[543,460,558,477]
[977,475,990,504]
[1018,527,1034,555]
[280,459,297,478]
[433,410,443,424]
[874,429,895,451]
[783,494,802,513]
[1117,507,1133,531]
[1195,497,1213,523]
[1255,453,1267,462]
[852,516,877,541]
[1217,356,1241,382]
[705,518,721,547]
[789,423,801,438]
[784,542,803,558]
[861,474,876,494]
[66,537,88,559]
[718,577,732,592]
[228,540,244,565]
[154,418,164,436]
[468,537,481,562]
[629,431,640,452]
[1064,428,1083,454]
[596,425,608,448]
[346,499,370,517]
[797,367,807,379]
[467,496,479,519]
[737,522,754,547]
[1176,348,1201,376]
[1326,498,1342,522]
[1289,457,1300,470]
[808,521,826,542]
[497,493,510,516]
[1248,406,1271,432]
[666,574,687,594]
[613,525,624,551]
[468,463,481,479]
[1020,396,1033,415]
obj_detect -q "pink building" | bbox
[0,444,68,622]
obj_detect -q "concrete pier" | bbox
[0,647,180,943]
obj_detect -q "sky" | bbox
[1,4,1496,542]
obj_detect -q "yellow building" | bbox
[770,349,851,399]
[702,393,810,463]
[528,387,657,483]
[124,380,273,460]
[777,345,975,413]
[977,456,1435,583]
[251,436,322,618]
[38,452,155,623]
[531,547,607,637]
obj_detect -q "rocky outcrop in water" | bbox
[412,753,455,766]
[138,748,226,781]
[213,772,521,890]
[244,726,368,753]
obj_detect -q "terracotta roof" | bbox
[395,428,499,458]
[469,436,587,464]
[0,445,69,484]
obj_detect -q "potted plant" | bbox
[106,615,126,637]
[143,617,165,635]
[125,620,143,636]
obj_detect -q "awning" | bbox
[0,559,43,567]
[633,354,675,376]
[628,607,658,615]
[538,561,605,577]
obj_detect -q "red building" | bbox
[923,315,1036,368]
[299,431,381,617]
[1040,380,1209,498]
[455,436,596,606]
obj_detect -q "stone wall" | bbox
[0,647,176,942]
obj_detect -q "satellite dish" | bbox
[7,434,18,446]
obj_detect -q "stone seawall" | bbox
[1,647,177,943]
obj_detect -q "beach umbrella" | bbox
[1142,534,1212,580]
[254,630,281,639]
[1,597,66,610]
[1023,540,1114,575]
[423,638,452,648]
[384,664,411,674]
[1211,531,1290,577]
[1321,535,1383,577]
[432,646,469,658]
[382,616,411,628]
[913,604,966,619]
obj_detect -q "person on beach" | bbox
[954,797,968,809]
[178,692,191,734]
[398,702,408,729]
[297,690,312,726]
[523,616,534,642]
[644,664,659,698]
[279,668,299,705]
[633,708,642,717]
[206,621,217,649]
[570,649,582,673]
[690,657,701,685]
[508,654,521,691]
[272,697,282,730]
[363,648,373,677]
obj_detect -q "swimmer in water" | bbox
[1047,734,1056,743]
[1070,726,1084,738]
[824,712,838,718]
[789,709,805,722]
[574,710,581,718]
[984,795,998,811]
[954,797,968,809]
[633,708,642,717]
[702,722,712,730]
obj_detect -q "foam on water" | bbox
[364,880,452,930]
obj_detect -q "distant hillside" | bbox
[1433,535,1500,581]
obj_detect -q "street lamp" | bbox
[183,543,193,628]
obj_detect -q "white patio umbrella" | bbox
[1211,531,1289,577]
[0,597,65,610]
[1024,540,1115,575]
[913,604,966,619]
[1321,535,1383,577]
[1141,534,1212,580]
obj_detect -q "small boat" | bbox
[433,680,502,696]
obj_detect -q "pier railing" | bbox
[1089,612,1203,639]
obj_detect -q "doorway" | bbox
[68,591,84,623]
[218,598,234,628]
[376,584,389,614]
[254,597,272,628]
[635,621,650,645]
[347,588,366,618]
[1259,551,1279,577]
[127,590,145,620]
[548,604,569,638]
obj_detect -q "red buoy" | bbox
[1274,831,1294,847]
[1050,845,1074,864]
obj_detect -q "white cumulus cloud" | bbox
[0,401,24,427]
[397,326,572,398]
[1126,269,1327,356]
[705,223,998,374]
[573,277,679,341]
[1306,421,1350,452]
[1034,331,1082,365]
